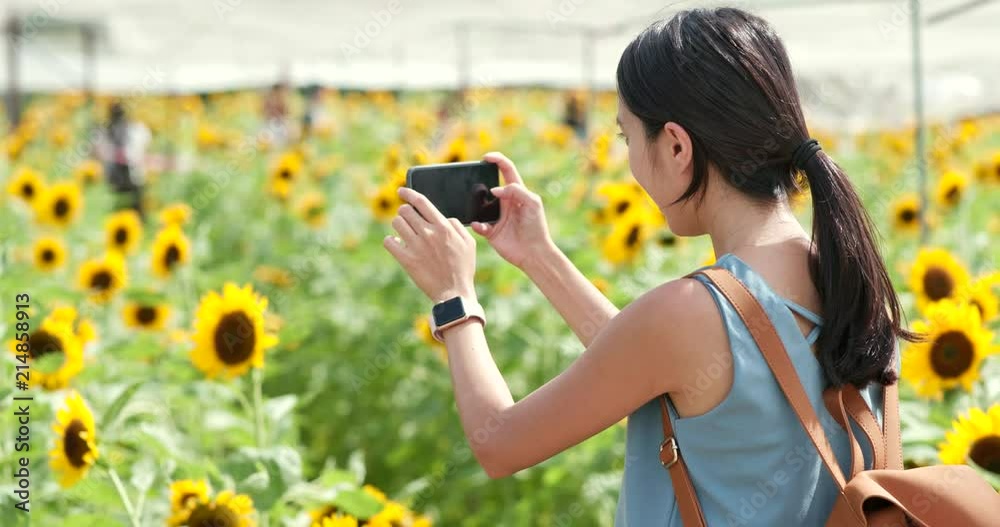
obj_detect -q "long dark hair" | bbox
[616,8,916,388]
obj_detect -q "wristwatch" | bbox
[429,296,486,342]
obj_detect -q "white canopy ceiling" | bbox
[4,0,999,128]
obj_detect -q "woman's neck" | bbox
[705,189,809,258]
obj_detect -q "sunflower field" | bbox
[0,89,998,527]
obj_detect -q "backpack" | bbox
[658,268,1000,526]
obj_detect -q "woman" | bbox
[99,101,151,218]
[385,8,914,525]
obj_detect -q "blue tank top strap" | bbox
[780,296,823,326]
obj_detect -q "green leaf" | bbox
[331,488,383,519]
[100,382,144,431]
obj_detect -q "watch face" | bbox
[433,297,466,326]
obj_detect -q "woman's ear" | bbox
[661,122,693,168]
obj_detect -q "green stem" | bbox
[252,367,267,449]
[107,467,141,527]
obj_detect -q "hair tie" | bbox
[791,139,822,170]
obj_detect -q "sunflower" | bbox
[253,265,294,288]
[318,516,359,527]
[7,314,84,390]
[890,193,922,234]
[104,210,144,254]
[908,248,971,313]
[159,203,193,227]
[439,137,468,163]
[77,253,128,304]
[151,225,191,278]
[960,276,1000,324]
[190,283,278,379]
[167,479,212,526]
[35,181,83,227]
[49,391,99,487]
[181,490,256,527]
[270,151,303,183]
[6,166,45,204]
[32,236,67,272]
[73,159,103,186]
[902,300,996,399]
[601,215,649,265]
[939,404,1000,475]
[295,191,328,227]
[49,305,98,346]
[123,302,170,331]
[593,181,644,224]
[367,502,408,527]
[935,169,968,209]
[974,151,1000,185]
[369,184,402,222]
[268,177,293,201]
[414,316,446,363]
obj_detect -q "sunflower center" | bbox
[969,435,1000,475]
[306,205,324,219]
[658,233,676,247]
[164,245,181,269]
[625,225,641,248]
[899,208,916,223]
[41,249,55,262]
[63,419,93,468]
[22,183,34,198]
[377,197,391,211]
[187,502,241,527]
[90,270,113,291]
[945,185,960,202]
[929,330,974,378]
[615,200,631,215]
[114,227,129,245]
[213,312,257,365]
[136,306,158,325]
[279,168,292,179]
[29,329,63,360]
[922,267,954,301]
[54,198,70,218]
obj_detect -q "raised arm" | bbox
[472,152,618,346]
[384,185,725,478]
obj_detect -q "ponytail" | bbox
[799,147,917,387]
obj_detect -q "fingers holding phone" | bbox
[472,154,555,269]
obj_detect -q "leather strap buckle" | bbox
[660,436,679,468]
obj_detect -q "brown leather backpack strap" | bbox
[882,380,903,470]
[693,268,848,490]
[658,396,708,527]
[823,388,864,478]
[824,386,887,472]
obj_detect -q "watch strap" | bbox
[430,297,486,342]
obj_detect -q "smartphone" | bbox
[405,161,501,225]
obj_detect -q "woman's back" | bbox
[616,253,884,526]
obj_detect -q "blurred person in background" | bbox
[262,82,290,145]
[563,90,588,139]
[300,85,328,138]
[98,101,151,218]
[385,7,916,526]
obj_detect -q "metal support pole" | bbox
[82,26,97,110]
[910,0,928,242]
[456,23,469,90]
[5,17,22,128]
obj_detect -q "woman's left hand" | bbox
[384,187,478,303]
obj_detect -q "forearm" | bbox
[521,243,619,347]
[441,317,516,476]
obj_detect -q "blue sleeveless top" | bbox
[615,254,884,526]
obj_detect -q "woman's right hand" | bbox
[471,152,555,269]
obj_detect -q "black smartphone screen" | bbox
[405,161,501,225]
